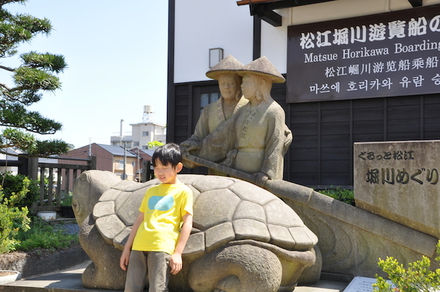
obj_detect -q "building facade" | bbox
[111,106,166,149]
[167,0,440,188]
[60,143,145,181]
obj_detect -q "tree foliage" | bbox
[147,141,165,149]
[0,0,70,156]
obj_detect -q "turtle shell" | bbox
[93,175,317,254]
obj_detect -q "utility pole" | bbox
[122,141,127,180]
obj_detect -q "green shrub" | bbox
[0,172,39,209]
[60,192,73,206]
[15,217,78,251]
[373,241,440,292]
[0,182,31,253]
[318,186,355,206]
[0,173,77,254]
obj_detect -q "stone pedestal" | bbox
[354,140,440,237]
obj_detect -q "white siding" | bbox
[174,0,253,83]
[261,9,289,74]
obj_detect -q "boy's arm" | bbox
[119,212,144,271]
[170,212,193,275]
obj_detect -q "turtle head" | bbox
[73,170,121,225]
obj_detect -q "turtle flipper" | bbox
[188,244,282,292]
[79,215,126,290]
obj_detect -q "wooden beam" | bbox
[260,9,282,26]
[250,3,282,26]
[408,0,422,7]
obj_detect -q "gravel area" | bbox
[58,223,80,235]
[50,219,80,235]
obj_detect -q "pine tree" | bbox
[0,0,70,156]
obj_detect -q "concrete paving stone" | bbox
[0,260,348,292]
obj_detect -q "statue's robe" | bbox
[186,96,248,143]
[198,98,292,180]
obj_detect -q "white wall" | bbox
[175,0,440,82]
[260,9,289,74]
[174,0,253,83]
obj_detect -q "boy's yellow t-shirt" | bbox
[132,183,193,255]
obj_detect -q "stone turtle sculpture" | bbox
[72,170,320,292]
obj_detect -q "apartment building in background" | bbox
[111,105,166,149]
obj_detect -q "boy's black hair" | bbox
[152,143,182,168]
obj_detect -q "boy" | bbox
[120,143,193,292]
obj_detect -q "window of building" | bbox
[142,131,149,136]
[133,141,139,147]
[200,92,219,113]
[142,145,148,150]
[118,160,124,169]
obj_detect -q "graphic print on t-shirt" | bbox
[148,195,174,211]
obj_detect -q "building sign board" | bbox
[287,4,440,103]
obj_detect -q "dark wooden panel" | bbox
[424,131,440,140]
[388,106,420,120]
[321,160,351,173]
[424,94,440,104]
[424,104,440,118]
[353,120,383,134]
[353,98,384,108]
[353,133,385,142]
[291,135,319,147]
[387,132,422,141]
[175,85,189,96]
[321,147,350,160]
[292,123,319,135]
[321,109,350,123]
[321,100,350,110]
[291,160,319,172]
[321,122,350,135]
[291,111,319,123]
[290,148,319,160]
[387,118,420,133]
[387,95,420,106]
[353,107,384,121]
[320,173,351,186]
[321,134,351,148]
[290,174,319,185]
[175,108,189,117]
[291,102,319,112]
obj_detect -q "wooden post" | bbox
[28,157,39,181]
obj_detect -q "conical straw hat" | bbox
[237,56,285,83]
[206,55,244,80]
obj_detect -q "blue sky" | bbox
[2,0,168,148]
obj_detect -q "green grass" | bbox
[15,217,78,252]
[317,187,355,206]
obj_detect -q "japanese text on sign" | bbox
[287,5,440,103]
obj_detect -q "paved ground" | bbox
[0,260,349,292]
[0,219,350,291]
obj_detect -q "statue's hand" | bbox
[255,172,269,187]
[180,141,201,154]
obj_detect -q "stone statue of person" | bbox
[180,55,248,168]
[195,56,293,185]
